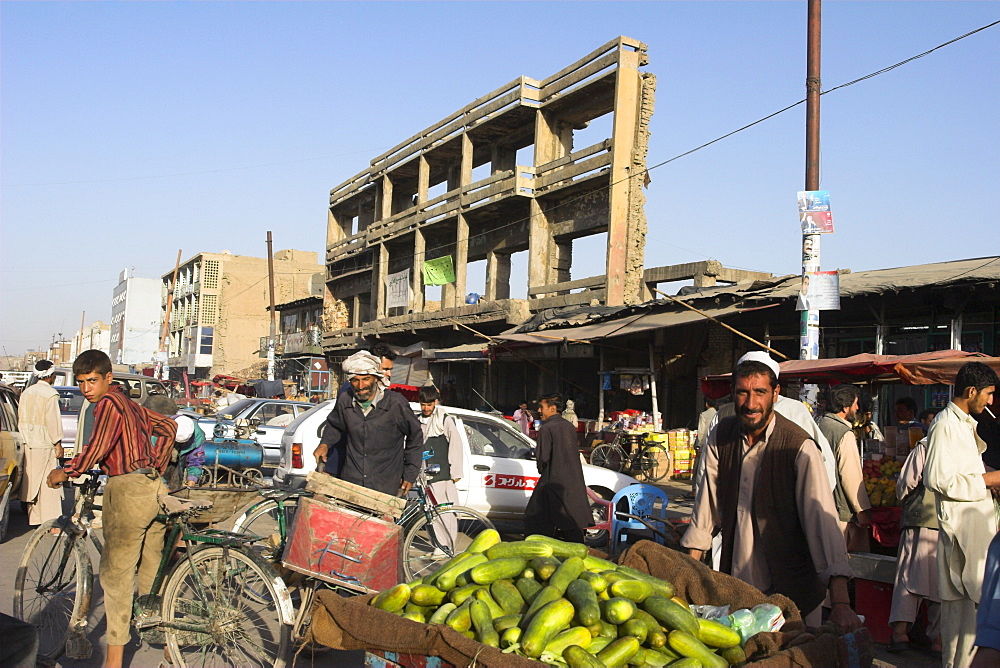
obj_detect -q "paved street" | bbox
[1,482,936,667]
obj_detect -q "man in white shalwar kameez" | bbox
[18,360,65,525]
[924,362,1000,668]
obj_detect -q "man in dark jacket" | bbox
[524,393,591,543]
[314,351,422,496]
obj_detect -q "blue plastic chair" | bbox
[609,484,670,555]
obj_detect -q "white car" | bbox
[274,400,638,523]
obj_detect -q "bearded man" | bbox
[681,358,862,632]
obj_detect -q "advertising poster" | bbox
[797,190,830,212]
[386,268,410,309]
[796,271,841,311]
[800,210,834,234]
[802,235,820,268]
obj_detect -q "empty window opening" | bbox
[465,259,486,303]
[569,233,607,285]
[570,113,613,154]
[508,251,529,300]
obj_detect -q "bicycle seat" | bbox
[159,494,213,518]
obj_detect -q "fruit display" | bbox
[862,455,902,507]
[369,530,747,667]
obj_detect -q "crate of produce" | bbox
[282,495,402,593]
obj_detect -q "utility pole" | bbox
[266,231,277,382]
[77,311,85,358]
[801,0,822,369]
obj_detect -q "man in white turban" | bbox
[314,351,423,495]
[19,360,65,525]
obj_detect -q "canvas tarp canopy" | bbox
[699,350,1000,399]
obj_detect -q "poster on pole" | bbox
[386,268,410,309]
[796,270,841,311]
[797,190,830,212]
[422,255,455,286]
[799,210,834,234]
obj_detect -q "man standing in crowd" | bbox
[887,435,941,656]
[924,361,1000,668]
[896,396,927,434]
[46,350,177,668]
[695,352,837,496]
[417,384,465,549]
[682,357,862,632]
[525,393,590,543]
[817,384,871,538]
[513,401,533,435]
[314,351,422,496]
[19,360,65,526]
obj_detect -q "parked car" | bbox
[196,398,313,468]
[274,401,639,523]
[0,383,26,541]
[44,368,170,406]
[54,386,87,458]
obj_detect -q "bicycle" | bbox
[13,470,295,667]
[233,461,495,580]
[590,424,670,482]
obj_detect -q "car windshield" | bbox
[215,398,256,419]
[56,387,86,414]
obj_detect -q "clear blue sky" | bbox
[2,1,998,356]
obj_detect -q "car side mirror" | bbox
[129,388,142,399]
[525,449,535,460]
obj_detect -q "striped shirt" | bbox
[64,385,177,477]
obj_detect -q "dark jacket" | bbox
[320,388,423,495]
[525,415,591,539]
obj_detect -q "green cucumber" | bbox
[525,534,590,559]
[522,598,576,658]
[596,637,641,666]
[549,557,587,595]
[642,596,699,635]
[490,579,527,614]
[566,579,602,627]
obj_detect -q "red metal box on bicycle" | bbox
[282,495,403,592]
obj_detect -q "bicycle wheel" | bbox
[162,546,291,668]
[232,498,298,562]
[401,506,495,580]
[590,444,624,472]
[638,443,670,482]
[14,519,93,661]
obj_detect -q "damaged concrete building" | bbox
[322,36,766,410]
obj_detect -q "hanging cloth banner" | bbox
[386,268,410,309]
[423,255,455,286]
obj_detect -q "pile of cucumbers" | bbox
[370,530,747,667]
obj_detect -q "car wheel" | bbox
[585,489,611,548]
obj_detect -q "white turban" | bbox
[174,415,195,443]
[342,351,384,380]
[33,360,56,379]
[737,351,780,379]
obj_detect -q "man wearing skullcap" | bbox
[19,359,65,525]
[314,351,423,495]
[682,355,862,632]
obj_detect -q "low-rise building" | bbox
[161,249,322,379]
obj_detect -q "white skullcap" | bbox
[173,415,195,442]
[737,351,780,379]
[342,351,384,380]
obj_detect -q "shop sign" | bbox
[483,474,538,490]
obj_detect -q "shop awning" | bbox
[495,302,747,345]
[422,343,490,360]
[700,350,998,398]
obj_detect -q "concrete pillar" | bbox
[454,214,469,307]
[374,243,389,318]
[606,48,644,306]
[486,250,511,301]
[554,239,572,287]
[460,134,473,186]
[411,228,425,312]
[417,156,429,205]
[527,198,550,295]
[379,175,393,222]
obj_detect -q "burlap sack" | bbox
[617,540,873,667]
[308,589,542,667]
